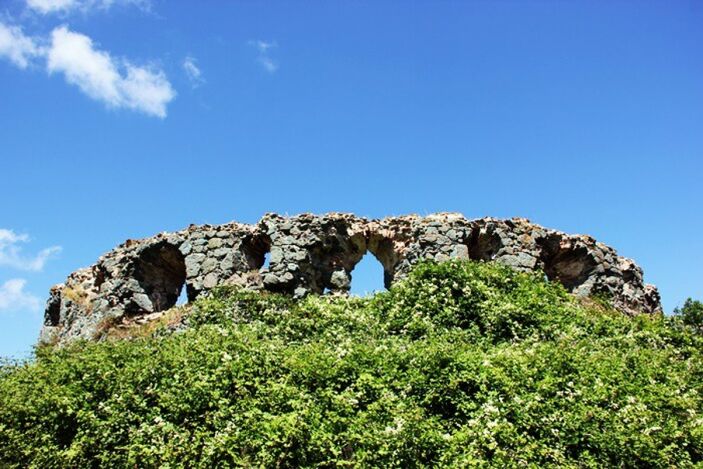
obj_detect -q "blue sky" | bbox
[1,0,701,358]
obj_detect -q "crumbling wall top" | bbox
[40,213,662,346]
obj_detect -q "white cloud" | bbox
[182,55,203,88]
[47,26,175,118]
[0,22,43,69]
[251,40,276,54]
[0,279,41,313]
[0,229,61,272]
[26,0,77,14]
[249,39,278,73]
[257,56,278,73]
[0,22,174,118]
[26,0,150,15]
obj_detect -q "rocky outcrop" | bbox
[40,213,662,346]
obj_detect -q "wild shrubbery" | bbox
[1,261,702,467]
[675,298,703,331]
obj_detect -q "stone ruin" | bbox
[40,213,662,346]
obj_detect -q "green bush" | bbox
[1,260,702,467]
[675,298,703,330]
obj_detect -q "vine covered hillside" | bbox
[1,261,701,468]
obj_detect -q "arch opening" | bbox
[537,235,597,292]
[176,286,188,306]
[237,232,272,289]
[543,247,596,291]
[349,251,387,296]
[130,242,187,315]
[367,236,399,289]
[468,226,503,261]
[260,251,270,272]
[241,233,271,271]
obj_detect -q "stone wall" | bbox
[40,213,662,345]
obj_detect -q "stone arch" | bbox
[467,224,504,261]
[348,250,387,295]
[238,231,273,289]
[129,241,187,315]
[367,235,401,289]
[537,234,598,292]
[309,222,368,295]
[242,232,271,271]
[313,241,366,295]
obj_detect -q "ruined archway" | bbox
[537,234,598,293]
[129,241,187,315]
[468,224,503,261]
[237,232,272,290]
[349,251,386,296]
[308,220,368,295]
[41,213,664,348]
[242,233,271,271]
[367,235,401,289]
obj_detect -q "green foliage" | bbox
[675,298,703,330]
[1,260,702,467]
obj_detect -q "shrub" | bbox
[675,298,703,330]
[1,260,701,467]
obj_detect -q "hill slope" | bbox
[1,261,701,467]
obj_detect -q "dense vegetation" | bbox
[1,261,702,468]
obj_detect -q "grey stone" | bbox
[203,273,219,289]
[208,238,223,249]
[201,258,218,274]
[179,241,192,256]
[270,247,284,265]
[185,253,206,277]
[221,254,235,272]
[263,273,279,286]
[451,244,470,259]
[133,293,153,312]
[330,270,351,290]
[213,248,230,258]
